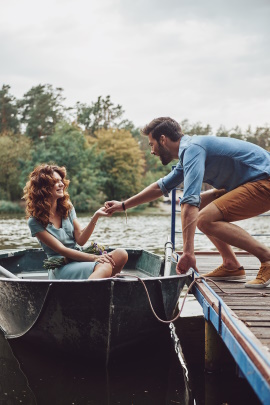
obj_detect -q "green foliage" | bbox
[0,85,19,134]
[0,200,23,213]
[246,126,270,150]
[1,82,270,213]
[76,95,129,135]
[88,128,145,200]
[216,124,270,150]
[20,122,106,211]
[18,84,65,142]
[180,119,212,135]
[0,134,31,200]
[216,125,230,137]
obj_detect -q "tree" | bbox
[87,128,145,200]
[246,126,270,150]
[20,122,106,211]
[216,125,230,137]
[0,85,19,134]
[76,95,127,135]
[18,84,65,142]
[0,134,31,200]
[180,119,212,135]
[228,126,243,140]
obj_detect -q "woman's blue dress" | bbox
[28,207,97,280]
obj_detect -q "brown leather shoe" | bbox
[245,262,270,289]
[204,265,246,281]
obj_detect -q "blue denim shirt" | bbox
[157,135,270,207]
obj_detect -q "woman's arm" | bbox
[73,207,110,246]
[36,230,99,262]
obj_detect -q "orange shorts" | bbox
[213,177,270,222]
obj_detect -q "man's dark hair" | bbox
[141,117,183,142]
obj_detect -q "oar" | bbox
[0,265,19,279]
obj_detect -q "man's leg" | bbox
[199,188,242,270]
[205,234,242,269]
[197,178,270,287]
[198,203,270,261]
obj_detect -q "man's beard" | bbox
[158,143,173,165]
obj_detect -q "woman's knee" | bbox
[92,263,112,278]
[112,248,128,266]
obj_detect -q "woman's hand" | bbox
[94,253,115,268]
[94,207,112,218]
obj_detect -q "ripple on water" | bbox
[0,212,269,253]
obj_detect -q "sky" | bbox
[1,0,270,132]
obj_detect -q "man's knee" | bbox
[197,204,224,232]
[197,211,209,232]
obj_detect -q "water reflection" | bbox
[0,331,192,405]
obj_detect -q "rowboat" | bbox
[0,247,187,364]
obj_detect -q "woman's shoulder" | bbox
[28,216,45,235]
[28,216,40,226]
[69,206,77,221]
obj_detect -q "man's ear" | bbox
[160,134,166,145]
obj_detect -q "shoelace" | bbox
[256,265,270,281]
[211,265,224,274]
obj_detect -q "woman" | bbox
[23,164,128,280]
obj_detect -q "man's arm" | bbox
[105,182,163,214]
[176,204,199,274]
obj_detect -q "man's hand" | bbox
[176,252,198,274]
[104,200,123,215]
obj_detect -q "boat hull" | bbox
[0,249,187,362]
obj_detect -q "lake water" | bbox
[0,207,267,404]
[1,205,269,253]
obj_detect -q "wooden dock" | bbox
[184,251,270,404]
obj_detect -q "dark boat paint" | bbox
[0,248,187,364]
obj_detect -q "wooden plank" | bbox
[224,298,270,303]
[228,310,270,318]
[231,304,270,309]
[249,329,270,338]
[193,277,270,382]
[258,339,270,346]
[244,322,270,327]
[187,251,270,390]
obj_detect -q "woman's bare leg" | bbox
[88,262,112,279]
[109,248,128,276]
[88,249,128,279]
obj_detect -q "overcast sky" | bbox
[1,0,269,132]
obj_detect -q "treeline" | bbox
[0,84,269,212]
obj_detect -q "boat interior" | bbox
[0,248,177,280]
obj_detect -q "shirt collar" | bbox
[178,135,192,159]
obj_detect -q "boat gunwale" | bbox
[0,274,187,283]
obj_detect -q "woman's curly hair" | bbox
[23,164,72,227]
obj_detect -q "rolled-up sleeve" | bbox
[157,162,184,197]
[180,144,206,207]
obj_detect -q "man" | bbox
[105,117,270,288]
